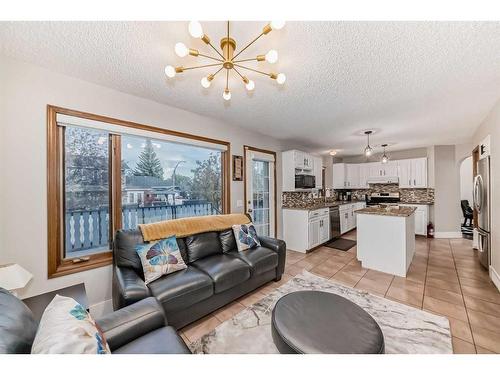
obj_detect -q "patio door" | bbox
[244,146,276,237]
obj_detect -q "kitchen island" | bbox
[356,206,417,277]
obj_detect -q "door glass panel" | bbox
[252,160,270,237]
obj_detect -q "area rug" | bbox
[324,238,356,251]
[190,271,452,354]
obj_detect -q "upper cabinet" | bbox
[331,157,428,189]
[282,150,322,191]
[398,158,427,188]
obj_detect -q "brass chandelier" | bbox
[164,21,286,101]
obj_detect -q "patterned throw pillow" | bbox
[232,223,261,251]
[136,235,187,284]
[31,295,110,354]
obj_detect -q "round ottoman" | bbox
[271,291,384,354]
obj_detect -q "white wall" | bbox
[460,156,473,205]
[0,55,291,313]
[472,98,500,288]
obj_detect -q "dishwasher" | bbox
[329,206,341,240]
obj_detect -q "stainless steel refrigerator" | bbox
[473,156,491,269]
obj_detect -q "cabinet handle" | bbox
[409,179,411,186]
[414,179,416,186]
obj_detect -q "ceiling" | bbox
[1,21,499,156]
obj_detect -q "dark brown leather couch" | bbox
[0,288,190,354]
[112,227,286,329]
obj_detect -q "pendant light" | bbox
[364,131,373,157]
[381,144,389,163]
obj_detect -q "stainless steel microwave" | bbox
[295,174,315,189]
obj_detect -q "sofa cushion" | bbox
[192,254,251,294]
[113,326,191,354]
[114,229,145,274]
[232,224,261,251]
[228,246,279,276]
[219,229,237,253]
[185,232,222,263]
[148,266,213,313]
[0,288,38,354]
[136,236,187,284]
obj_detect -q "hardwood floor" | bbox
[180,231,500,354]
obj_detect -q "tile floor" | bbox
[180,231,500,354]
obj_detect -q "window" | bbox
[47,106,230,278]
[121,135,223,228]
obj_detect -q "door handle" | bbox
[248,209,253,213]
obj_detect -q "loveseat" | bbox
[0,288,190,354]
[112,223,286,329]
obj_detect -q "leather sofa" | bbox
[0,287,190,354]
[112,227,286,329]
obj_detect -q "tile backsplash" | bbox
[281,184,434,208]
[339,183,434,204]
[282,189,338,209]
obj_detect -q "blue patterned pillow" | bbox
[232,223,261,251]
[136,235,187,284]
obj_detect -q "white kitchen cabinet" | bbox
[332,163,360,189]
[313,156,323,189]
[345,164,359,188]
[332,163,346,189]
[282,150,321,191]
[283,208,330,253]
[358,164,370,188]
[319,215,330,243]
[308,218,321,249]
[398,158,427,188]
[403,204,429,235]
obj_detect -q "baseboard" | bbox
[434,232,462,239]
[89,299,113,318]
[490,266,500,292]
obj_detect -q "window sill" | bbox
[48,252,113,279]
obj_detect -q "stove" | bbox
[366,192,400,206]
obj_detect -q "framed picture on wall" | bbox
[233,155,243,181]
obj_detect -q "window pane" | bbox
[64,127,110,258]
[121,135,222,229]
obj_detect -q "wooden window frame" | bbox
[243,145,278,237]
[47,105,231,278]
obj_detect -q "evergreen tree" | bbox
[133,139,164,179]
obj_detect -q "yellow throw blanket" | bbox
[138,213,251,242]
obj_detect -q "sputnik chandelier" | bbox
[164,21,286,101]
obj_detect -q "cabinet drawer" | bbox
[309,208,329,218]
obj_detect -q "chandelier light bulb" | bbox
[201,76,211,88]
[270,21,286,30]
[245,80,255,91]
[265,49,278,64]
[164,65,176,78]
[381,154,389,163]
[223,89,231,101]
[188,21,204,38]
[175,42,189,57]
[364,146,373,157]
[329,150,337,156]
[276,73,286,85]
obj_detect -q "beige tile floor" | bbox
[180,231,500,354]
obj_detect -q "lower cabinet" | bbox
[403,204,429,236]
[340,202,366,234]
[283,208,330,253]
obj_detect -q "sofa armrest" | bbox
[259,236,286,278]
[112,266,151,310]
[96,297,167,352]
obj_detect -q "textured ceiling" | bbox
[1,21,500,155]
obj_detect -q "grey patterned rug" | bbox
[190,271,452,354]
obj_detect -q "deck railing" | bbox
[65,202,218,253]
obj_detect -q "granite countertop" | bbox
[400,201,434,205]
[283,200,365,211]
[355,206,417,217]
